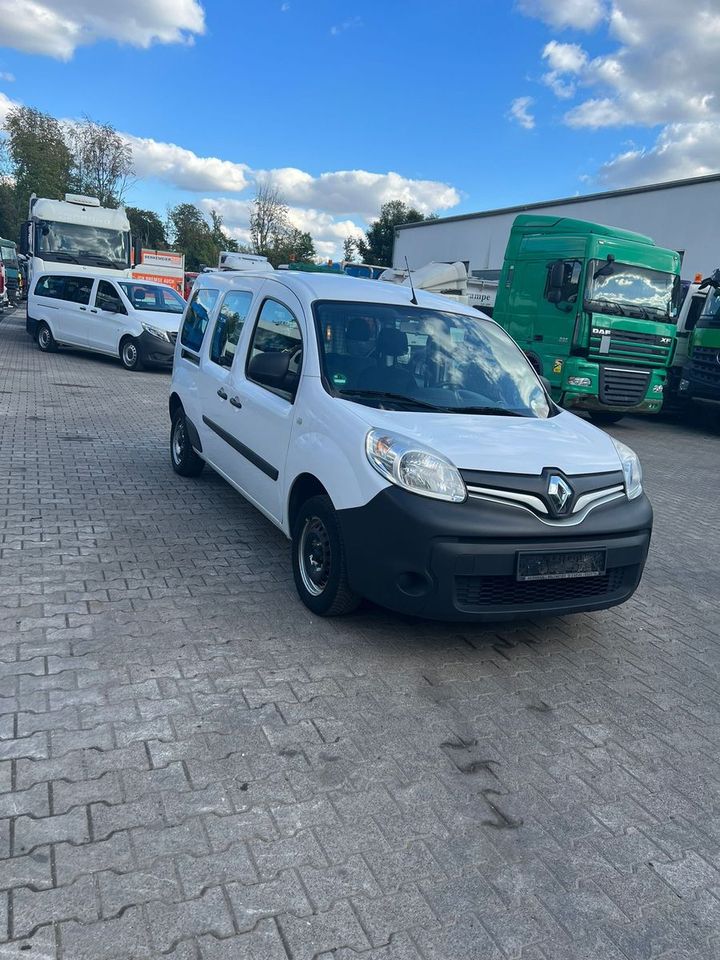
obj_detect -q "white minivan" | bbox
[169,270,652,620]
[29,272,185,370]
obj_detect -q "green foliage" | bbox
[209,209,239,254]
[269,228,316,268]
[4,106,72,213]
[126,206,168,249]
[343,236,357,263]
[0,181,21,244]
[167,203,239,271]
[356,200,430,267]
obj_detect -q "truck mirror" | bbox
[133,238,143,267]
[19,222,30,256]
[547,261,565,303]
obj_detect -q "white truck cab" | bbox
[169,271,652,620]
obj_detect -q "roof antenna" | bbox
[404,256,418,305]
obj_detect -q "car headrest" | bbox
[346,316,374,341]
[377,326,408,358]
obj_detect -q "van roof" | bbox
[196,269,479,313]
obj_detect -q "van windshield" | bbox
[313,300,552,417]
[118,282,185,313]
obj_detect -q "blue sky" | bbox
[1,0,718,257]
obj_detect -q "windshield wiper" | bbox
[585,296,627,316]
[45,252,80,264]
[79,253,124,269]
[449,405,525,417]
[337,389,441,411]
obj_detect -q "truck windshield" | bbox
[0,245,18,268]
[35,220,130,270]
[585,261,680,319]
[697,288,720,329]
[314,300,552,418]
[118,282,185,313]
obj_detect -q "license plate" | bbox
[517,549,606,581]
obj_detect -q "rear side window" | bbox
[34,275,66,299]
[210,290,253,367]
[63,277,93,305]
[180,288,219,353]
[96,280,125,313]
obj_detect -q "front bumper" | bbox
[560,359,665,414]
[338,486,652,621]
[138,331,175,369]
[678,360,720,402]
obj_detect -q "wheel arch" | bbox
[169,393,203,452]
[287,473,330,532]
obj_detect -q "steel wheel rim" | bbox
[298,516,331,596]
[123,342,137,366]
[172,419,185,463]
[39,328,49,348]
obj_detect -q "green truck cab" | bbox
[677,270,720,404]
[493,215,681,422]
[0,238,20,304]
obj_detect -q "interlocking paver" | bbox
[1,305,720,957]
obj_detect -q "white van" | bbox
[169,271,652,620]
[29,272,185,370]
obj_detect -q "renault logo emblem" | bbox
[547,474,573,514]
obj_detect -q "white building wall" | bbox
[393,178,720,279]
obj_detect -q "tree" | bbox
[209,208,238,254]
[343,236,357,263]
[272,228,316,267]
[249,182,289,259]
[65,116,133,207]
[356,200,430,267]
[4,106,72,213]
[167,203,218,271]
[126,207,167,249]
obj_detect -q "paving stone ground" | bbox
[1,304,720,960]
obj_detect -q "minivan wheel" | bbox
[588,411,624,426]
[170,409,205,477]
[120,337,143,371]
[37,323,56,353]
[292,495,360,616]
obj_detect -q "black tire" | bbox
[37,322,57,353]
[588,411,624,426]
[170,409,205,477]
[291,495,360,617]
[120,337,143,371]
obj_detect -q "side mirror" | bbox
[104,301,118,313]
[133,238,143,267]
[547,261,565,304]
[19,222,30,256]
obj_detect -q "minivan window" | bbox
[96,280,125,313]
[246,299,303,401]
[210,290,253,367]
[313,300,552,418]
[34,275,66,299]
[62,276,93,305]
[180,288,219,352]
[118,282,185,314]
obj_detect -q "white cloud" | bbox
[0,71,14,82]
[509,96,536,130]
[0,90,20,125]
[330,16,362,36]
[597,121,720,187]
[517,0,607,31]
[125,135,251,193]
[280,2,290,9]
[0,0,205,61]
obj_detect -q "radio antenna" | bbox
[404,256,418,305]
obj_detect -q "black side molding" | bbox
[202,416,279,481]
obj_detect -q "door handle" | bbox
[217,387,228,400]
[229,396,242,408]
[90,308,98,314]
[79,306,87,311]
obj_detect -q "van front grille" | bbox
[455,567,627,608]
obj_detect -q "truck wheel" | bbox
[170,409,205,477]
[37,323,57,353]
[292,495,360,617]
[589,411,624,426]
[120,337,143,371]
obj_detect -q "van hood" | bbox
[136,310,182,333]
[345,404,623,476]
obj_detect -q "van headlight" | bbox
[365,429,466,502]
[141,322,171,342]
[611,438,643,500]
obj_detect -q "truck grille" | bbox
[590,327,672,364]
[455,567,626,608]
[688,346,720,385]
[598,366,650,406]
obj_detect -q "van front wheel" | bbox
[37,323,56,352]
[120,337,143,371]
[170,409,205,477]
[292,495,360,617]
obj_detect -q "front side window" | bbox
[698,287,720,330]
[34,220,130,270]
[180,288,219,353]
[545,259,582,304]
[585,261,680,319]
[210,290,253,367]
[313,300,552,418]
[62,276,93,305]
[118,282,185,314]
[246,299,303,401]
[95,280,125,313]
[34,275,65,299]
